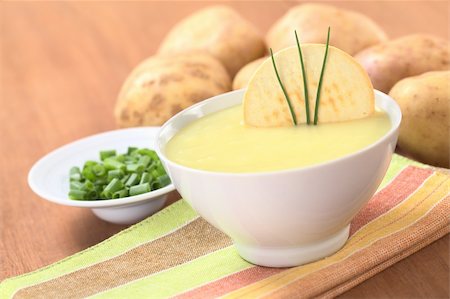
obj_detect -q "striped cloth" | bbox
[1,154,449,299]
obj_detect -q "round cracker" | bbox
[244,44,374,127]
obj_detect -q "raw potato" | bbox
[244,45,374,127]
[158,6,266,77]
[232,57,266,90]
[266,3,387,55]
[389,71,450,168]
[355,34,450,93]
[115,52,231,127]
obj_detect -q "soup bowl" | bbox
[156,89,401,267]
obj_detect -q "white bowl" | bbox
[28,127,175,225]
[157,89,401,267]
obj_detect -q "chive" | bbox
[69,190,87,200]
[126,163,144,174]
[107,169,123,181]
[69,167,81,181]
[157,174,171,187]
[129,183,150,196]
[87,190,98,199]
[100,150,116,161]
[82,180,95,192]
[82,166,96,181]
[103,178,124,197]
[114,155,125,162]
[270,48,297,126]
[120,173,130,184]
[295,30,310,125]
[94,178,108,186]
[70,181,84,190]
[127,147,138,155]
[314,27,331,125]
[125,173,139,187]
[113,189,128,199]
[92,164,106,177]
[138,148,158,160]
[138,155,151,168]
[140,172,151,184]
[84,161,98,168]
[69,148,170,201]
[104,158,125,171]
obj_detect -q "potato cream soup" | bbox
[165,105,391,173]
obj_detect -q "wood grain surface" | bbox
[1,1,448,298]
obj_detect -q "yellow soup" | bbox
[165,105,391,173]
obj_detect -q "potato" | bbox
[355,34,450,93]
[115,52,231,127]
[158,6,266,77]
[232,57,266,90]
[389,71,450,168]
[266,3,387,55]
[244,45,374,127]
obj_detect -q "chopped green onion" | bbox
[270,48,297,126]
[129,183,150,196]
[100,150,116,161]
[70,181,84,190]
[314,27,331,125]
[82,180,95,191]
[120,173,130,184]
[87,190,98,199]
[140,172,151,184]
[92,164,106,177]
[127,147,138,155]
[69,190,87,200]
[138,148,158,160]
[104,158,125,171]
[103,178,124,197]
[126,163,144,174]
[68,148,169,200]
[69,167,81,181]
[108,169,123,181]
[125,173,139,187]
[138,155,151,168]
[157,174,171,187]
[295,30,310,125]
[113,189,128,199]
[82,166,96,181]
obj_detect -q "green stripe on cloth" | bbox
[0,200,198,298]
[90,247,253,299]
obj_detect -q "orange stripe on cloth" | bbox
[173,267,282,299]
[171,166,433,299]
[350,166,433,235]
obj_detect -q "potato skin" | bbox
[356,35,450,93]
[266,3,387,55]
[158,5,266,77]
[389,71,450,168]
[115,52,231,127]
[232,57,266,90]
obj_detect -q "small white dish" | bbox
[157,89,401,267]
[28,127,175,225]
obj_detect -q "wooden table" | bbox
[1,1,448,297]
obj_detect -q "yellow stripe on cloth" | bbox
[223,172,449,299]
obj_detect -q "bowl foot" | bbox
[234,225,350,268]
[91,196,167,225]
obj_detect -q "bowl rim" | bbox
[156,89,401,177]
[28,127,176,208]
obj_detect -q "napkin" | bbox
[1,154,449,299]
